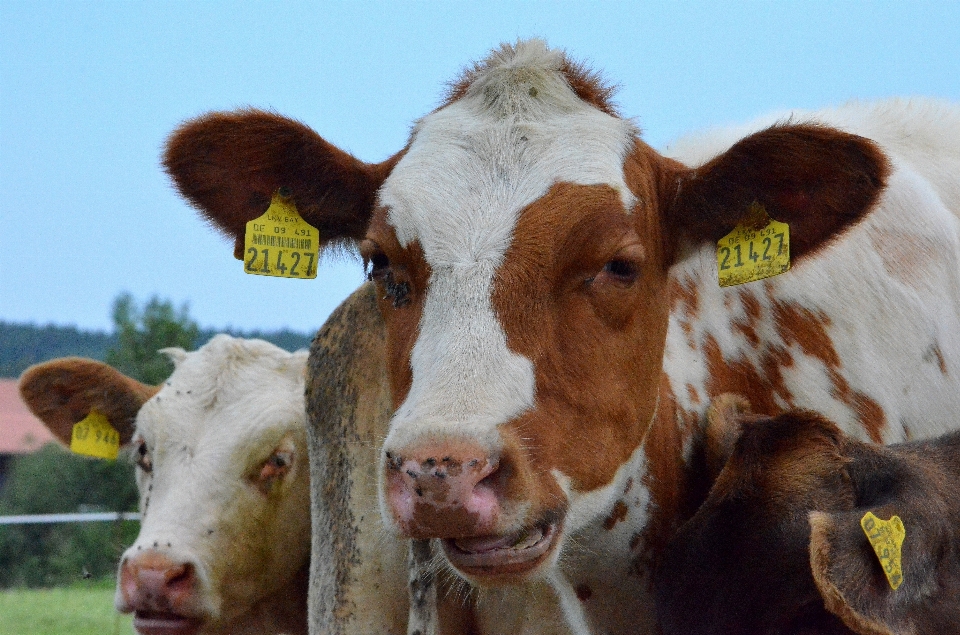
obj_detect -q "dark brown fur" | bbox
[656,403,960,635]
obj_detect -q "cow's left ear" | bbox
[808,485,960,632]
[164,109,401,260]
[667,124,890,263]
[18,358,159,446]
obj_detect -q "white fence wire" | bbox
[0,512,140,525]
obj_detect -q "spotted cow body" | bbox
[164,41,960,633]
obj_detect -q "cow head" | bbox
[656,399,960,635]
[19,336,310,635]
[163,40,888,584]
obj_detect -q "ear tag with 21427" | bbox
[717,202,790,287]
[243,191,319,279]
[70,410,120,460]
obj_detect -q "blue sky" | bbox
[2,1,959,332]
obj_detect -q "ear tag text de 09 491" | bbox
[243,191,319,279]
[70,410,121,460]
[717,202,790,287]
[860,511,905,591]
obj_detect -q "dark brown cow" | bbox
[162,39,960,633]
[656,396,960,635]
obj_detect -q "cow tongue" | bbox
[454,526,544,553]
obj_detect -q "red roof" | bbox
[0,379,57,454]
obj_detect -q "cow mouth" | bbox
[133,611,203,635]
[441,521,558,578]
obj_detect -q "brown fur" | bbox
[669,123,890,261]
[656,401,960,635]
[19,358,158,445]
[163,109,401,259]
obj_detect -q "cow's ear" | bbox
[18,358,159,446]
[808,475,960,633]
[164,109,401,259]
[702,393,751,481]
[667,124,890,264]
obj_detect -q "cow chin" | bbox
[440,513,563,583]
[131,612,205,635]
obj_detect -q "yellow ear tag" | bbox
[717,202,790,287]
[70,410,121,460]
[860,511,905,590]
[243,191,319,279]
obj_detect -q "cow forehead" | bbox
[136,336,306,449]
[378,58,637,264]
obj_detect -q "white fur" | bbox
[664,99,960,442]
[379,40,636,456]
[118,335,310,635]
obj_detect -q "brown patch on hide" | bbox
[603,500,629,531]
[931,343,948,375]
[869,227,938,289]
[632,378,700,580]
[731,289,762,348]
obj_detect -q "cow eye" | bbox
[365,251,391,281]
[256,450,294,493]
[361,242,412,309]
[587,243,645,288]
[135,441,153,473]
[603,259,638,281]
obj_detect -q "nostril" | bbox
[165,562,194,594]
[476,457,508,494]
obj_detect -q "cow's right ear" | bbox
[164,109,401,259]
[808,458,960,634]
[665,123,889,265]
[18,358,158,446]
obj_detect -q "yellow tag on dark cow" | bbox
[860,511,905,590]
[243,192,318,279]
[717,203,790,287]
[70,410,120,460]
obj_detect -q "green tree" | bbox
[0,445,139,587]
[105,293,199,384]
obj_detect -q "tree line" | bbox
[0,294,314,379]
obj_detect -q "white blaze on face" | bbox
[119,335,310,626]
[379,41,637,452]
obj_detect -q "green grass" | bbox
[0,578,135,635]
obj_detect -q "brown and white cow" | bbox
[656,395,960,635]
[19,318,409,635]
[162,40,960,634]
